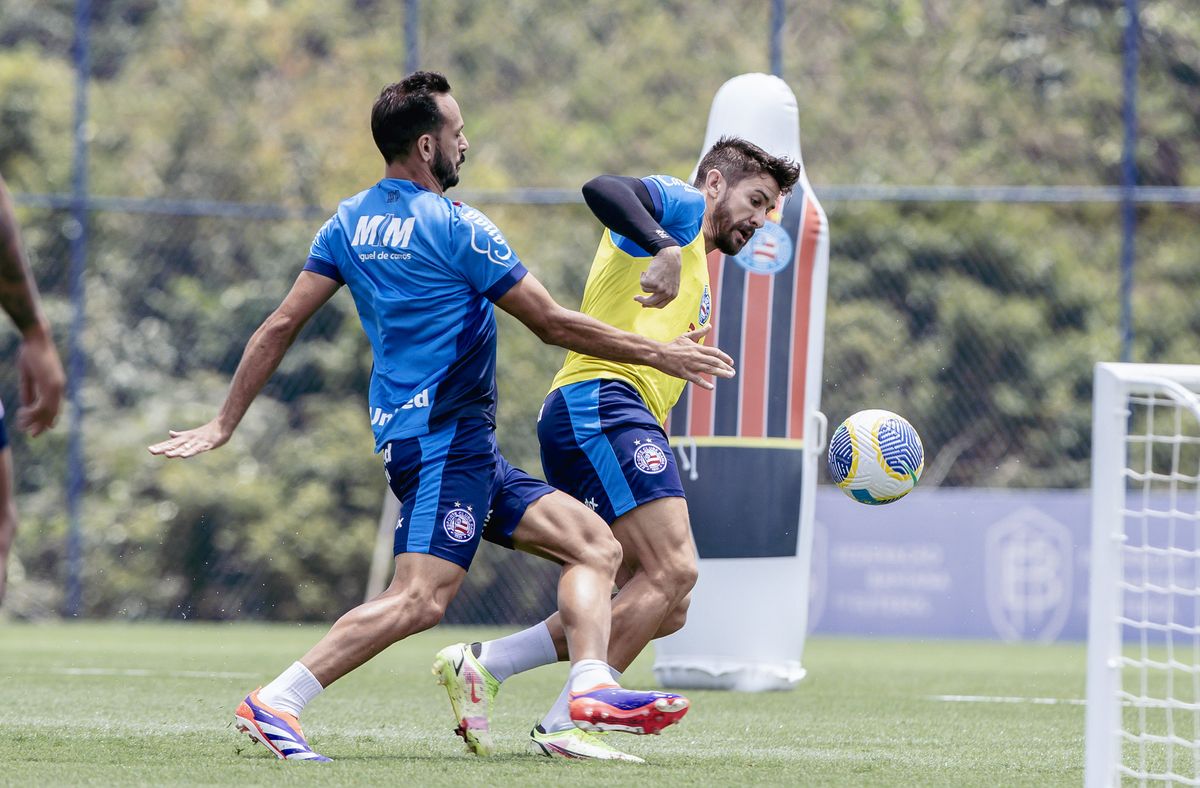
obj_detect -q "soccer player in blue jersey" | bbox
[0,174,66,606]
[148,72,735,761]
[437,138,799,761]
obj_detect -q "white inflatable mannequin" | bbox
[653,73,830,691]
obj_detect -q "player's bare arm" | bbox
[0,176,65,437]
[582,175,682,309]
[496,272,733,389]
[148,271,339,458]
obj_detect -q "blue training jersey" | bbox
[304,178,527,450]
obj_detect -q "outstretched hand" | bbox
[634,246,682,309]
[147,419,230,459]
[657,324,735,390]
[16,329,65,437]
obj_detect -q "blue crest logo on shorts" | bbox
[443,507,476,542]
[698,284,711,326]
[731,221,793,275]
[633,441,668,475]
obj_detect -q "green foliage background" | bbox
[0,0,1197,620]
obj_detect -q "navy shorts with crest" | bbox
[538,379,684,526]
[383,417,554,570]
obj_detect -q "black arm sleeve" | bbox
[581,175,679,255]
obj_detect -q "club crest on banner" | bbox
[633,440,668,474]
[985,508,1073,643]
[443,507,476,542]
[732,221,793,275]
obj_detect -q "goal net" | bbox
[1087,363,1200,787]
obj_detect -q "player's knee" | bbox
[574,527,622,576]
[677,561,699,595]
[651,557,697,602]
[632,561,695,620]
[596,532,623,575]
[656,593,692,638]
[408,594,447,633]
[384,586,446,635]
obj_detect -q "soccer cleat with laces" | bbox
[568,683,690,735]
[432,642,501,756]
[528,724,646,763]
[234,689,331,761]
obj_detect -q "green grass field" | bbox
[0,623,1086,786]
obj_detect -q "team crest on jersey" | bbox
[698,284,711,326]
[731,221,793,275]
[443,507,476,542]
[633,440,668,475]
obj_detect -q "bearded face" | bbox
[429,93,468,192]
[710,194,759,256]
[707,172,782,256]
[432,142,464,191]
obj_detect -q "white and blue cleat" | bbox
[234,689,331,762]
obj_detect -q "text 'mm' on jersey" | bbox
[304,178,527,450]
[550,175,709,423]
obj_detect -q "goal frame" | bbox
[1086,362,1200,788]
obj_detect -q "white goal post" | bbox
[1087,362,1200,787]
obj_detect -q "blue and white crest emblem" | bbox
[633,441,668,475]
[732,221,793,275]
[443,507,476,542]
[985,509,1073,642]
[698,284,712,326]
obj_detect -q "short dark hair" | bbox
[371,71,452,164]
[692,136,801,195]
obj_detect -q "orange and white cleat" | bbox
[568,683,690,735]
[234,689,331,762]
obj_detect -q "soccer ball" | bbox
[827,409,924,505]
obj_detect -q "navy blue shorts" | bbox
[383,418,555,570]
[0,399,7,451]
[538,379,684,525]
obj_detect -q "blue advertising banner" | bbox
[809,487,1094,642]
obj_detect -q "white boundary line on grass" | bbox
[29,667,259,679]
[929,694,1086,706]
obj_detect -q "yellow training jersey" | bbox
[550,175,711,423]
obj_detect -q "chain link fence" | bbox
[1,1,1198,623]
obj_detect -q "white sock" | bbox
[539,660,620,733]
[477,621,558,683]
[568,658,617,693]
[257,661,324,718]
[539,681,575,733]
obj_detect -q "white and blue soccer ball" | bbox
[827,409,924,505]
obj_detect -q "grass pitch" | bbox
[0,623,1085,785]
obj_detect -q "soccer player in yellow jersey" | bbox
[435,137,799,761]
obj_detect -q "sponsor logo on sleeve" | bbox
[460,207,513,265]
